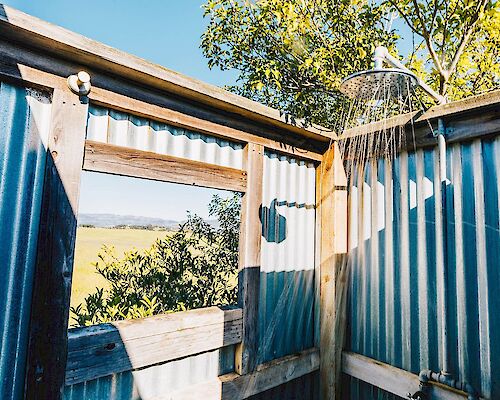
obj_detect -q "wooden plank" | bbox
[0,40,326,159]
[316,143,348,400]
[161,348,320,400]
[235,143,264,375]
[65,307,243,385]
[342,351,485,400]
[89,87,323,162]
[0,5,335,143]
[25,88,89,399]
[83,140,247,192]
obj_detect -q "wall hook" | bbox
[67,71,91,96]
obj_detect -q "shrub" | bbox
[70,193,241,327]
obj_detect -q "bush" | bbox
[70,193,241,327]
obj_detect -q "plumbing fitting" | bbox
[67,71,91,96]
[409,369,478,400]
[372,46,447,105]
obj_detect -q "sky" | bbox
[3,0,238,220]
[4,1,413,220]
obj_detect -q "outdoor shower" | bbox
[338,46,478,400]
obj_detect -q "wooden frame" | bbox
[66,307,243,385]
[83,140,248,192]
[316,143,348,400]
[342,351,484,400]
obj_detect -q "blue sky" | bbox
[4,0,238,220]
[5,1,413,220]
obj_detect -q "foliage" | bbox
[390,0,499,98]
[201,0,499,126]
[70,194,241,327]
[201,0,396,128]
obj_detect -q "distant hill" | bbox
[78,213,218,230]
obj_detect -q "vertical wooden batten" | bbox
[25,88,89,399]
[235,143,264,375]
[317,143,348,400]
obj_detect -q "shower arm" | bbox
[373,46,447,105]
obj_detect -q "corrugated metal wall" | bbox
[259,151,316,363]
[86,105,244,169]
[0,82,52,400]
[63,347,235,400]
[345,134,500,399]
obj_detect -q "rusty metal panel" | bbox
[345,134,500,399]
[86,105,244,169]
[259,151,317,363]
[0,82,52,400]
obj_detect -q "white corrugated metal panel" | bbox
[0,82,51,400]
[86,105,244,169]
[258,151,316,363]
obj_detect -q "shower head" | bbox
[339,68,418,102]
[339,46,446,104]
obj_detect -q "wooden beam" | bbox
[90,87,323,162]
[342,351,485,400]
[317,143,348,400]
[164,348,320,400]
[235,143,264,375]
[83,140,248,192]
[0,5,335,143]
[65,307,243,385]
[25,89,89,399]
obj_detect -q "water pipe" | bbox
[372,46,447,105]
[412,369,479,400]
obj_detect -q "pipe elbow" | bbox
[418,370,432,383]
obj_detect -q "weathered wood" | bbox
[342,351,486,400]
[235,143,264,375]
[163,348,319,400]
[89,87,323,162]
[317,143,348,400]
[83,140,247,192]
[65,307,243,385]
[25,88,89,399]
[0,5,334,143]
[0,39,326,158]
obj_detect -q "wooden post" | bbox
[235,143,264,375]
[317,143,348,400]
[25,88,88,399]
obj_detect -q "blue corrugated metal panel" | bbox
[249,371,319,400]
[258,151,316,363]
[63,346,234,400]
[345,135,500,399]
[86,105,244,169]
[0,82,51,400]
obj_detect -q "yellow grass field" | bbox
[70,227,170,311]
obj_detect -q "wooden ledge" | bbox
[66,307,243,385]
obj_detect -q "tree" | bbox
[70,194,241,327]
[201,0,499,126]
[390,0,499,99]
[201,0,395,128]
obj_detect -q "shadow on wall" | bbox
[0,58,55,400]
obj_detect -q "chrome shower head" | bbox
[339,68,418,102]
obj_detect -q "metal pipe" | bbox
[437,119,450,376]
[417,369,478,400]
[372,46,447,105]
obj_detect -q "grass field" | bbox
[70,227,170,311]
